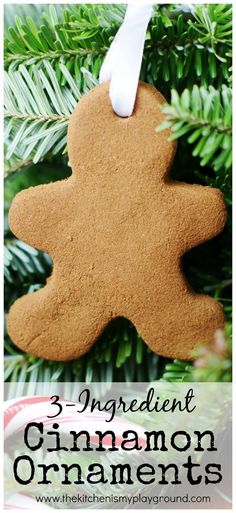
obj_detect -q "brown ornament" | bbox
[7,82,227,361]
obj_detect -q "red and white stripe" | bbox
[5,493,52,510]
[4,396,146,446]
[4,395,146,509]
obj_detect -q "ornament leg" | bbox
[130,292,225,360]
[7,282,109,361]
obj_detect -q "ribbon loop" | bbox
[99,4,153,117]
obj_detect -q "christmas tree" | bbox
[4,3,232,388]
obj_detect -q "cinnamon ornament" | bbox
[7,82,227,361]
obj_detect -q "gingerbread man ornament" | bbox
[7,82,227,361]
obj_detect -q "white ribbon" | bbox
[99,3,153,117]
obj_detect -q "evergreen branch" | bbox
[4,62,88,170]
[4,238,51,290]
[190,4,232,57]
[4,5,231,88]
[157,84,232,174]
[161,359,193,382]
[4,4,64,31]
[4,4,123,67]
[4,5,232,175]
[5,48,103,65]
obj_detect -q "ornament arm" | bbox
[168,183,227,252]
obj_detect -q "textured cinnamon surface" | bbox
[7,82,227,361]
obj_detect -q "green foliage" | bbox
[161,359,193,382]
[4,5,125,70]
[4,3,232,385]
[4,239,51,290]
[4,63,98,173]
[191,4,232,58]
[145,5,231,87]
[157,84,232,183]
[4,4,231,88]
[4,4,233,173]
[4,4,232,173]
[4,62,81,171]
[4,4,64,30]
